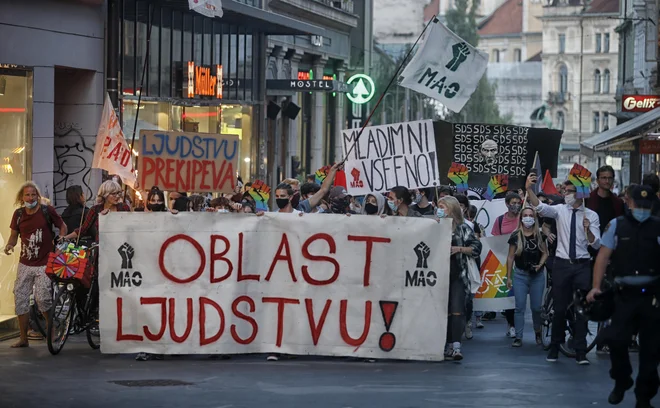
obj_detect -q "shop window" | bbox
[122,100,171,148]
[148,10,160,96]
[194,15,204,65]
[203,18,212,66]
[136,1,150,92]
[0,68,32,317]
[122,0,137,95]
[183,14,193,62]
[160,10,172,97]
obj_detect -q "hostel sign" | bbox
[184,61,223,99]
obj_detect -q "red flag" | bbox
[334,169,348,189]
[542,169,558,195]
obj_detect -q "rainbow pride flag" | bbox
[315,165,331,185]
[568,163,592,199]
[448,162,469,193]
[482,174,508,201]
[475,250,513,299]
[248,180,270,212]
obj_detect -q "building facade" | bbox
[540,0,620,180]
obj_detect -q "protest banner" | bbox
[398,18,488,113]
[471,199,507,237]
[99,213,452,360]
[137,130,239,193]
[341,120,439,195]
[434,121,563,195]
[473,236,514,312]
[93,94,137,188]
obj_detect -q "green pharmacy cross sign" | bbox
[346,74,375,104]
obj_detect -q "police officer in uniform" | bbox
[588,185,660,408]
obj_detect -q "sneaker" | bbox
[576,353,590,365]
[506,326,516,338]
[546,345,559,362]
[465,321,473,340]
[535,331,543,346]
[475,317,484,329]
[451,348,463,361]
[608,378,633,405]
[596,344,610,355]
[512,338,523,347]
[266,354,279,361]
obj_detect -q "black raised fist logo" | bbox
[414,242,431,269]
[445,42,470,72]
[118,242,135,269]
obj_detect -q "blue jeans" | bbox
[513,267,545,340]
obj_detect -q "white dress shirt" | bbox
[535,202,601,260]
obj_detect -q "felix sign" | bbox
[622,95,660,113]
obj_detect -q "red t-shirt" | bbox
[10,205,65,267]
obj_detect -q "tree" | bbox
[443,0,512,124]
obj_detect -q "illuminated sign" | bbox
[346,74,375,104]
[622,95,660,113]
[184,61,223,99]
[267,79,335,91]
[297,71,334,81]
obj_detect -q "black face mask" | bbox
[147,203,165,212]
[276,198,290,209]
[330,197,350,214]
[365,203,379,215]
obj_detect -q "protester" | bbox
[361,193,386,216]
[437,196,482,360]
[587,165,624,235]
[300,182,323,213]
[296,164,340,213]
[526,174,601,365]
[588,185,660,408]
[387,187,422,217]
[210,197,233,213]
[437,186,453,198]
[60,185,92,245]
[327,186,355,215]
[188,194,208,212]
[169,192,189,212]
[641,173,660,216]
[506,207,548,347]
[281,178,300,193]
[411,188,435,216]
[4,182,67,348]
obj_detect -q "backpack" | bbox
[497,214,504,234]
[16,205,56,241]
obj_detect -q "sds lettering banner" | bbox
[99,213,452,360]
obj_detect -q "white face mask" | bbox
[564,193,576,206]
[521,216,535,228]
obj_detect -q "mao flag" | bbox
[92,94,137,188]
[399,18,488,113]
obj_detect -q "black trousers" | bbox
[606,291,660,401]
[551,258,591,350]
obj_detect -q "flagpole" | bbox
[125,5,156,196]
[341,16,437,164]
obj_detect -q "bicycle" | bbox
[46,243,100,355]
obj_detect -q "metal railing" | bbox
[315,0,354,14]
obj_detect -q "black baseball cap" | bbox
[631,185,655,209]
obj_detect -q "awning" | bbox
[580,107,660,157]
[159,0,325,36]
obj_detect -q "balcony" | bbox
[317,0,354,14]
[234,0,263,6]
[268,0,358,31]
[547,92,568,105]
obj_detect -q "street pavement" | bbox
[0,317,655,408]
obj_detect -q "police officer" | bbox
[588,185,660,408]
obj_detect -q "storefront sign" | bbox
[266,79,335,91]
[607,141,636,152]
[622,95,660,113]
[640,139,660,154]
[346,74,375,104]
[297,71,334,81]
[184,61,223,99]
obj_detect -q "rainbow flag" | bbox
[248,179,270,212]
[568,163,592,199]
[315,165,331,185]
[448,162,469,193]
[475,250,513,299]
[482,174,508,201]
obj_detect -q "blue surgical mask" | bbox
[387,200,398,213]
[632,208,651,223]
[436,208,446,218]
[24,201,38,209]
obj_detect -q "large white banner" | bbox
[471,198,507,237]
[99,213,452,361]
[341,120,439,196]
[399,19,488,113]
[473,236,515,312]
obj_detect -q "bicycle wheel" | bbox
[559,319,600,357]
[29,301,47,338]
[540,289,554,350]
[85,281,100,350]
[47,288,76,355]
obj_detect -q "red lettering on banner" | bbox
[214,161,235,191]
[107,142,122,162]
[116,297,144,341]
[141,157,155,188]
[155,158,166,188]
[339,299,372,348]
[231,296,258,344]
[347,236,391,287]
[159,234,206,284]
[305,298,331,345]
[262,297,300,347]
[200,160,212,190]
[176,160,188,191]
[212,161,227,190]
[236,232,259,281]
[265,234,298,282]
[140,297,167,341]
[199,297,225,346]
[103,136,112,150]
[192,161,203,189]
[168,298,193,343]
[166,159,176,189]
[301,234,339,285]
[210,235,232,283]
[120,149,131,167]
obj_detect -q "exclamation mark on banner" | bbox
[378,300,399,352]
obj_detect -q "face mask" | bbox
[436,208,446,218]
[415,194,423,203]
[564,193,576,206]
[24,201,38,209]
[276,198,290,210]
[387,200,398,213]
[522,216,536,228]
[632,208,651,223]
[508,204,521,214]
[365,203,379,215]
[147,203,165,212]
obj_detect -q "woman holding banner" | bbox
[437,196,482,360]
[505,207,548,348]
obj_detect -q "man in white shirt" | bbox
[525,173,601,365]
